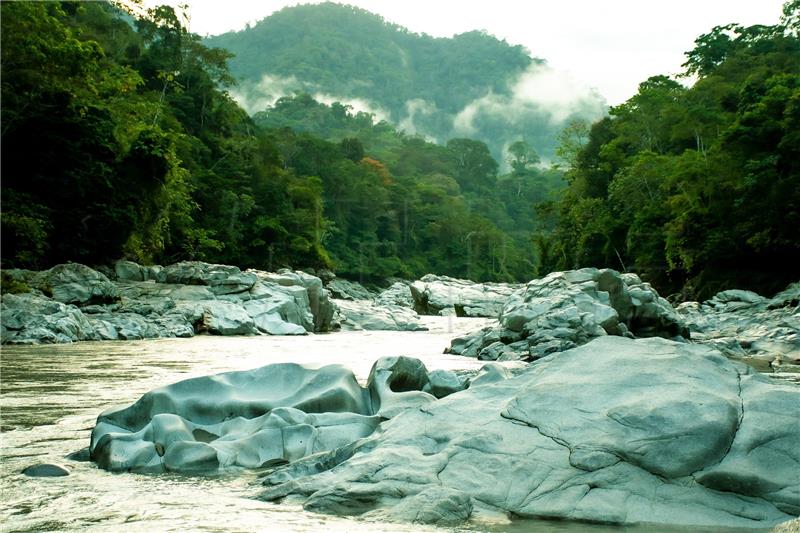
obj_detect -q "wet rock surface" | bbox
[22,463,70,477]
[259,337,800,529]
[89,356,498,474]
[677,284,800,377]
[1,261,334,344]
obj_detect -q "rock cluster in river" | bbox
[259,337,799,529]
[1,261,334,344]
[677,284,800,374]
[447,268,688,361]
[325,278,429,332]
[89,355,470,473]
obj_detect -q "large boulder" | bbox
[374,281,414,309]
[254,269,335,332]
[23,263,118,306]
[448,268,688,360]
[90,357,460,473]
[260,337,800,529]
[1,292,98,344]
[114,260,145,282]
[334,299,428,331]
[90,363,378,473]
[160,261,257,295]
[326,279,376,301]
[410,274,521,317]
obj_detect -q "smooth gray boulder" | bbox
[448,268,687,361]
[18,263,119,305]
[197,300,257,336]
[255,269,334,332]
[334,299,427,331]
[114,260,145,282]
[410,274,521,317]
[90,363,376,473]
[90,357,454,473]
[260,337,800,529]
[374,281,414,309]
[22,463,70,477]
[326,279,376,301]
[422,370,466,399]
[366,356,436,418]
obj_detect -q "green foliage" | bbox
[205,2,604,165]
[543,5,800,298]
[254,94,569,281]
[0,272,31,295]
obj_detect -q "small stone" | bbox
[23,463,70,477]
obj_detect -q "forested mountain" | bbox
[204,2,607,165]
[0,1,560,283]
[540,3,800,298]
[2,1,797,299]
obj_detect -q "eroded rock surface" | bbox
[677,284,800,375]
[260,337,800,529]
[447,268,687,361]
[410,274,521,317]
[89,356,480,473]
[334,299,427,332]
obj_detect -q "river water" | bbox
[0,317,767,533]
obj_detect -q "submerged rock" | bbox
[22,463,70,477]
[448,268,687,361]
[260,337,800,529]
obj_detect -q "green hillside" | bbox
[204,2,606,163]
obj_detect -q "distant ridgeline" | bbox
[203,2,607,165]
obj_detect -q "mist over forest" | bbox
[205,2,607,166]
[2,0,799,299]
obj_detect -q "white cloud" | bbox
[451,64,607,138]
[312,93,391,123]
[230,73,306,114]
[398,98,438,136]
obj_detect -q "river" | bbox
[0,317,763,533]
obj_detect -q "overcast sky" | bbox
[144,0,787,105]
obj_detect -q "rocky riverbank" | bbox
[19,262,795,529]
[1,263,522,343]
[88,336,800,529]
[1,261,335,344]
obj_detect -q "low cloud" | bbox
[398,98,439,138]
[312,93,391,123]
[452,64,607,137]
[230,73,307,114]
[230,73,391,123]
